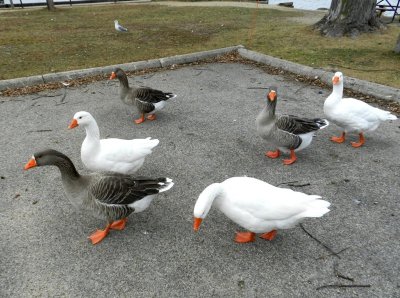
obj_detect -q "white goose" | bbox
[193,177,330,243]
[324,72,397,147]
[68,111,159,174]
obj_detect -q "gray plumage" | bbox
[26,149,174,226]
[111,67,176,114]
[256,86,329,152]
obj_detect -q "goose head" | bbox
[109,68,125,80]
[332,72,343,86]
[68,111,94,129]
[24,149,69,169]
[193,183,221,231]
[266,86,278,103]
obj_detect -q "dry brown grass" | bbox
[1,3,399,87]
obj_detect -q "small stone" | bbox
[0,176,5,179]
[373,201,378,205]
[353,199,361,205]
[32,200,38,205]
[238,280,245,289]
[318,91,323,94]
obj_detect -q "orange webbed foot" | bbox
[110,218,127,231]
[351,133,365,148]
[235,231,256,243]
[88,225,111,245]
[146,114,156,121]
[260,230,277,241]
[283,149,297,165]
[265,150,280,159]
[134,114,145,124]
[330,132,346,143]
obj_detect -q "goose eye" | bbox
[78,116,82,119]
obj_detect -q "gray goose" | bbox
[255,87,329,165]
[24,149,174,244]
[110,68,177,124]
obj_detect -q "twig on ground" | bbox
[300,223,339,258]
[247,87,270,89]
[31,93,62,100]
[334,260,354,282]
[316,284,371,290]
[26,129,53,133]
[277,181,310,187]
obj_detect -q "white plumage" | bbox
[114,20,128,32]
[68,111,159,174]
[193,177,330,243]
[324,72,397,147]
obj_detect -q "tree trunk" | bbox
[314,0,385,37]
[395,34,400,53]
[9,0,15,8]
[46,0,55,11]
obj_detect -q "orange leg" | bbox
[146,114,157,121]
[265,150,280,159]
[134,114,145,124]
[283,149,297,165]
[110,218,127,230]
[88,223,111,245]
[331,132,346,143]
[234,231,256,243]
[259,230,277,241]
[351,133,365,148]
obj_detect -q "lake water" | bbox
[267,0,331,10]
[267,0,397,12]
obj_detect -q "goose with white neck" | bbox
[68,111,159,174]
[193,177,330,243]
[324,71,397,148]
[24,149,174,244]
[110,68,177,124]
[256,87,329,165]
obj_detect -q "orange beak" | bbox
[332,76,340,85]
[268,91,276,101]
[24,157,37,170]
[193,217,203,231]
[68,118,78,129]
[109,72,116,80]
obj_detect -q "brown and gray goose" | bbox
[24,149,174,244]
[255,87,329,165]
[110,68,177,124]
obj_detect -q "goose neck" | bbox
[195,183,222,218]
[119,74,130,90]
[84,121,100,141]
[54,157,80,181]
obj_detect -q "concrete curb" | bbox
[238,48,400,103]
[0,45,243,91]
[1,45,399,104]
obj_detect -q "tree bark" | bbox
[314,0,385,37]
[395,34,400,53]
[46,0,55,11]
[9,0,15,8]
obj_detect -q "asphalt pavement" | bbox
[1,61,399,297]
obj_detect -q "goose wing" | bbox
[88,175,162,206]
[276,115,322,135]
[135,87,175,104]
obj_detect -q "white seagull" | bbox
[114,20,128,32]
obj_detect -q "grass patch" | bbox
[1,3,399,87]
